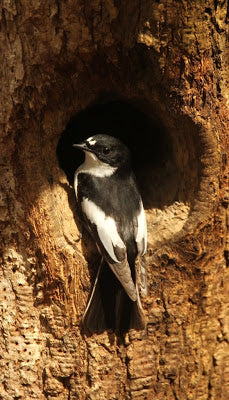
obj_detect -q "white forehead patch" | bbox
[87,137,96,146]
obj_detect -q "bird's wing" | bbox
[135,201,147,256]
[81,197,137,301]
[134,201,148,295]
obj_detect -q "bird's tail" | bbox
[82,259,146,334]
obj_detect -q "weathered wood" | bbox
[0,1,228,399]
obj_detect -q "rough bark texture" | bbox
[0,1,228,399]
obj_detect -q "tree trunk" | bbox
[0,1,228,399]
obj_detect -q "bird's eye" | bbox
[102,147,111,155]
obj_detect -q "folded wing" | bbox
[134,201,147,295]
[81,197,137,301]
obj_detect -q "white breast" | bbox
[74,151,117,196]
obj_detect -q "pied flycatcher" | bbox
[73,134,147,333]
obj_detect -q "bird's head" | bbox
[73,134,131,170]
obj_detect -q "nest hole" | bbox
[57,99,200,246]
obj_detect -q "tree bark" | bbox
[0,1,228,399]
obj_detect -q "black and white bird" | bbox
[73,134,147,333]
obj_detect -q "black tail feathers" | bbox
[82,260,146,334]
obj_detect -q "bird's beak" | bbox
[72,142,91,152]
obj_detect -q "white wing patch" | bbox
[135,201,147,255]
[81,198,125,263]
